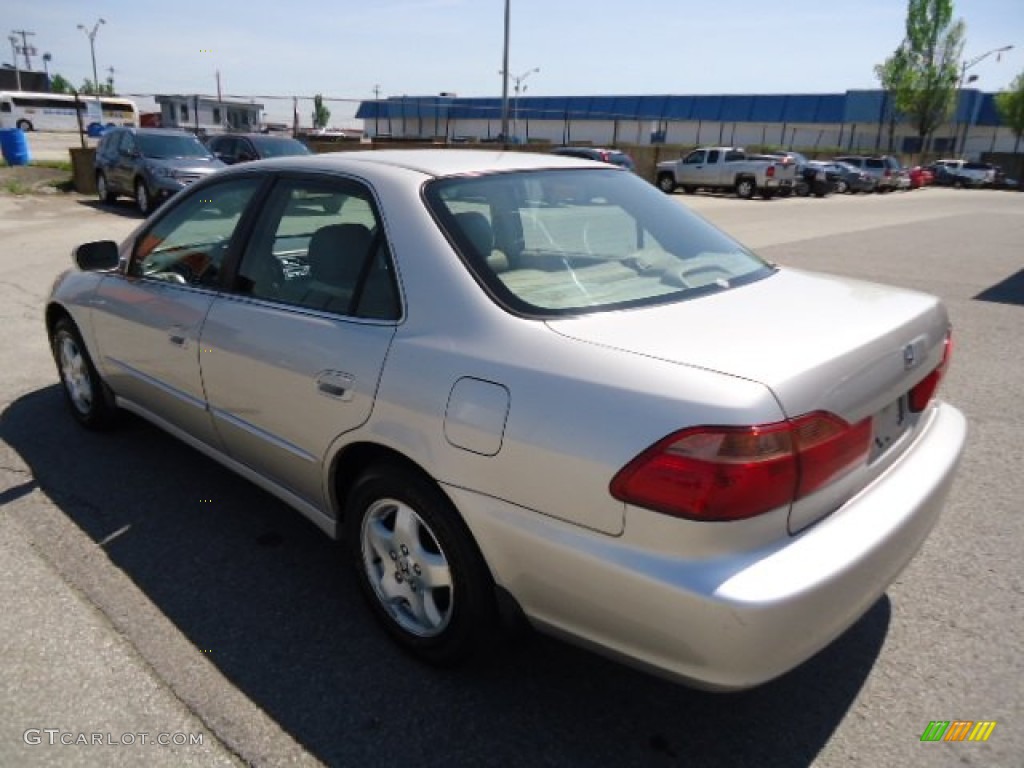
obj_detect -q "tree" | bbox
[50,74,74,94]
[79,78,115,96]
[995,71,1024,154]
[874,46,914,151]
[312,94,330,129]
[879,0,965,154]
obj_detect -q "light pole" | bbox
[76,18,105,93]
[510,67,539,139]
[43,52,52,89]
[499,0,510,142]
[956,44,1012,156]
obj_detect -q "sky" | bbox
[5,0,1024,126]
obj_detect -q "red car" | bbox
[909,166,934,189]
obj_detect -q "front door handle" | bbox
[316,370,354,401]
[168,326,188,347]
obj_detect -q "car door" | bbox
[89,176,266,447]
[199,175,401,509]
[679,149,707,185]
[112,131,137,194]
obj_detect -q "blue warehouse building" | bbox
[356,89,1012,158]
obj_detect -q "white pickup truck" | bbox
[656,147,797,199]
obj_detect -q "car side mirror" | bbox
[73,240,120,271]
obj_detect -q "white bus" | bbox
[0,91,139,132]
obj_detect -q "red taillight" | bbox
[909,333,952,412]
[610,412,871,522]
[599,150,611,162]
[766,165,776,178]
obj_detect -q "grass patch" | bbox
[4,179,32,195]
[31,159,73,172]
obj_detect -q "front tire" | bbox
[657,174,677,194]
[96,172,115,204]
[16,119,33,132]
[835,179,849,194]
[135,178,153,216]
[50,317,117,430]
[345,464,495,666]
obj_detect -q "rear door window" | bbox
[232,178,400,320]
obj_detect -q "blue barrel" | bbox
[0,128,31,166]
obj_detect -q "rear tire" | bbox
[735,178,755,199]
[345,464,495,666]
[835,179,849,194]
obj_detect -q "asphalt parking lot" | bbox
[0,184,1021,767]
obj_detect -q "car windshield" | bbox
[424,168,774,317]
[251,137,311,157]
[137,134,212,159]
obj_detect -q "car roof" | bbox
[124,127,200,136]
[222,149,606,178]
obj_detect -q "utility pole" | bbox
[7,35,21,90]
[373,84,381,137]
[11,29,36,70]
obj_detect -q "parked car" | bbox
[549,146,637,172]
[932,159,995,188]
[908,166,934,189]
[206,133,312,164]
[834,155,900,192]
[791,159,835,197]
[95,127,225,215]
[821,160,877,194]
[48,150,965,691]
[656,146,796,199]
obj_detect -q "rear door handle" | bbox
[316,370,354,401]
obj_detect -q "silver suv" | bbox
[834,155,901,193]
[932,159,995,188]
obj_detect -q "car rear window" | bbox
[424,168,774,317]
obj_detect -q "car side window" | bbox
[233,179,400,320]
[706,150,720,163]
[214,137,236,159]
[724,151,744,162]
[129,177,263,288]
[119,132,136,155]
[683,151,705,165]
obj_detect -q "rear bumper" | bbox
[453,401,966,690]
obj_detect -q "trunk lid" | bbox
[546,268,950,532]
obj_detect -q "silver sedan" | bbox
[46,150,966,690]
